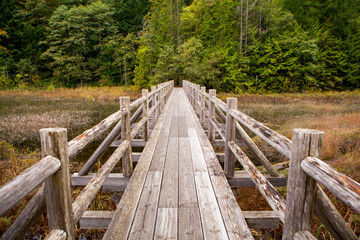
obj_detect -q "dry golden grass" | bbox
[0,86,141,101]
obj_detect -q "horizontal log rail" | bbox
[301,156,360,214]
[0,155,60,217]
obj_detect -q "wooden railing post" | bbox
[208,89,216,141]
[40,128,75,239]
[195,84,200,114]
[200,86,206,125]
[224,98,238,178]
[142,89,149,141]
[151,86,158,122]
[283,129,324,240]
[120,97,133,177]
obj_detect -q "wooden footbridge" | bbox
[1,80,360,240]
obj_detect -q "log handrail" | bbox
[0,155,60,217]
[301,156,360,214]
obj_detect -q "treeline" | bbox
[0,0,149,88]
[1,0,360,93]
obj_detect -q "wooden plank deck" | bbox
[104,88,253,240]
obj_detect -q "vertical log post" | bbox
[224,98,238,178]
[195,84,201,115]
[200,86,206,125]
[40,128,75,239]
[151,86,157,123]
[158,84,162,111]
[208,89,216,141]
[283,129,324,240]
[142,89,149,140]
[120,97,133,177]
[161,84,165,111]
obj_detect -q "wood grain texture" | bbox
[185,88,253,240]
[229,108,292,158]
[129,171,163,239]
[40,128,75,239]
[45,229,67,240]
[142,89,150,141]
[78,117,123,176]
[224,98,237,179]
[283,129,324,240]
[208,89,216,141]
[80,211,114,229]
[302,156,360,214]
[154,208,177,240]
[242,211,279,229]
[0,156,60,216]
[228,141,286,223]
[72,140,129,223]
[103,90,174,240]
[1,186,46,240]
[314,187,358,240]
[293,230,316,240]
[68,109,125,159]
[120,97,133,177]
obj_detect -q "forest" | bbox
[1,0,360,93]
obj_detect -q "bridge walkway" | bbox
[103,88,253,240]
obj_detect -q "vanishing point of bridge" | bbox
[1,80,359,240]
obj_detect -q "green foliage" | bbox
[133,44,152,89]
[41,2,118,86]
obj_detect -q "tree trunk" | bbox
[259,0,262,40]
[176,0,180,48]
[245,0,249,57]
[239,0,243,55]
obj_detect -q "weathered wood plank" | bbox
[0,156,60,217]
[210,117,226,141]
[40,128,75,238]
[185,89,253,240]
[242,211,279,229]
[194,171,229,240]
[178,206,203,240]
[314,187,358,240]
[228,141,286,223]
[80,211,114,229]
[111,139,148,148]
[45,229,67,240]
[229,108,292,158]
[1,186,46,240]
[103,91,174,240]
[293,230,316,240]
[158,137,179,208]
[72,140,130,223]
[178,137,197,207]
[228,171,287,188]
[302,156,360,214]
[78,118,122,176]
[128,171,163,239]
[68,109,125,159]
[188,128,208,172]
[154,208,177,240]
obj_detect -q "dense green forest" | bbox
[0,0,359,92]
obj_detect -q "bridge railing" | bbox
[183,80,360,240]
[0,80,174,239]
